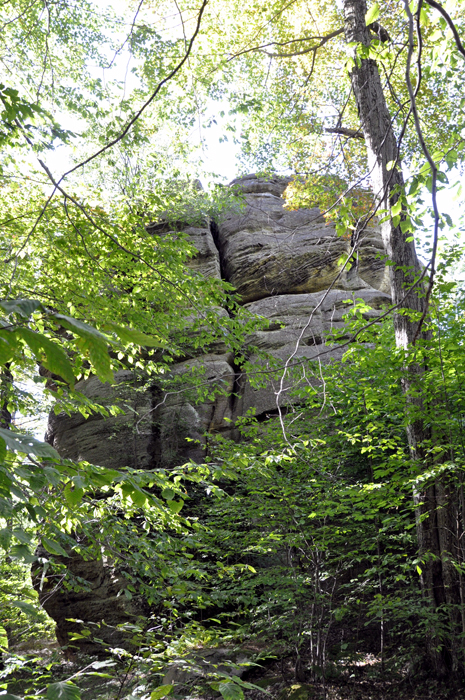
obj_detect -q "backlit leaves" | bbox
[0,428,59,459]
[46,681,81,700]
[365,3,380,25]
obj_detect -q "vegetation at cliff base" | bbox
[1,0,465,698]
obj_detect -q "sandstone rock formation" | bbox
[46,371,153,471]
[33,544,149,656]
[220,175,388,303]
[40,173,391,651]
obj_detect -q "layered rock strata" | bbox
[47,174,390,466]
[41,173,391,650]
[33,545,149,656]
[220,175,388,303]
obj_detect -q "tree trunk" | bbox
[343,0,463,673]
[0,365,12,430]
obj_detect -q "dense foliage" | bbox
[1,0,465,697]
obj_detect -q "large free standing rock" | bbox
[41,173,391,653]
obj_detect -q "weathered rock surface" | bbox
[182,305,232,357]
[235,288,389,417]
[41,173,390,653]
[46,174,389,472]
[151,353,236,467]
[46,371,153,471]
[32,546,148,657]
[220,174,388,304]
[146,222,222,281]
[244,289,388,351]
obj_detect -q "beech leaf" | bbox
[46,681,81,700]
[105,321,165,347]
[0,428,59,459]
[365,3,380,24]
[150,685,174,699]
[41,536,70,558]
[0,298,42,318]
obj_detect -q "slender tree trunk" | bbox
[0,365,12,430]
[343,0,463,673]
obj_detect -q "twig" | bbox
[325,126,364,139]
[425,0,465,58]
[404,0,440,342]
[56,0,209,184]
[104,0,145,70]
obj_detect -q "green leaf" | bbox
[54,314,108,343]
[0,428,59,458]
[0,527,12,549]
[161,487,175,500]
[0,624,8,651]
[87,468,120,487]
[105,321,165,347]
[10,599,39,616]
[11,528,33,544]
[365,2,380,24]
[54,314,113,383]
[150,685,174,699]
[129,488,147,507]
[0,694,23,700]
[0,298,42,318]
[400,218,413,234]
[18,328,75,385]
[231,677,271,693]
[64,483,85,508]
[0,332,20,365]
[41,536,70,558]
[10,544,36,563]
[167,499,184,514]
[218,682,244,700]
[46,681,81,700]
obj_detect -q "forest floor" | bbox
[4,644,465,699]
[242,652,465,700]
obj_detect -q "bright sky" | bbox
[43,0,465,196]
[20,0,465,440]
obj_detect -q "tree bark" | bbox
[0,365,12,430]
[343,0,463,673]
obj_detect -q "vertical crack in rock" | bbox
[147,382,163,469]
[209,215,246,440]
[209,218,229,283]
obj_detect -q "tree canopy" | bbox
[1,0,465,697]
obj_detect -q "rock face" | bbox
[46,371,153,471]
[33,546,149,657]
[41,173,390,651]
[220,175,388,303]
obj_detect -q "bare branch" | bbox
[258,28,344,58]
[404,0,440,342]
[56,0,209,185]
[228,29,344,60]
[104,0,145,70]
[425,0,465,59]
[325,126,364,139]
